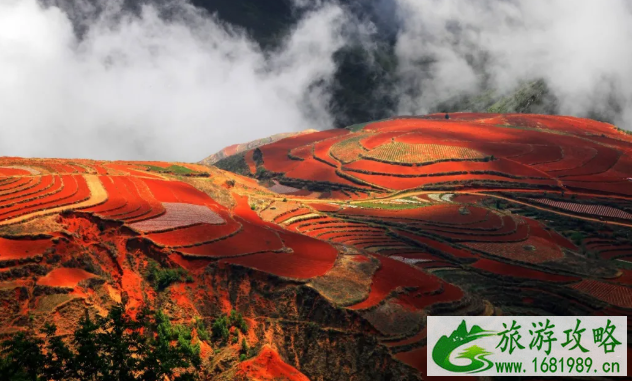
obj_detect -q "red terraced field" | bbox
[1,113,631,381]
[530,198,632,220]
[570,280,632,308]
[0,177,38,194]
[0,175,90,221]
[0,167,33,176]
[36,267,96,288]
[306,203,341,212]
[145,219,241,247]
[395,231,477,259]
[105,163,165,179]
[363,141,486,165]
[536,145,597,172]
[285,157,360,187]
[329,133,368,163]
[472,259,580,282]
[273,208,312,224]
[551,144,621,178]
[511,144,563,165]
[259,129,349,173]
[359,131,401,150]
[0,175,55,206]
[288,144,313,161]
[465,236,564,263]
[129,202,225,232]
[348,255,443,310]
[82,176,128,215]
[176,218,283,257]
[338,204,489,225]
[222,230,338,279]
[0,237,52,261]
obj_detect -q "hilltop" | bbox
[1,113,632,380]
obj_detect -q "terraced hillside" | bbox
[1,113,632,380]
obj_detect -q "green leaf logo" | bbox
[432,320,497,373]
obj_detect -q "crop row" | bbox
[530,198,632,220]
[0,175,90,222]
[569,279,632,308]
[329,134,369,164]
[130,202,225,232]
[465,236,563,264]
[362,142,486,165]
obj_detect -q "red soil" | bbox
[259,129,349,173]
[244,151,257,174]
[0,175,90,221]
[0,175,55,207]
[0,237,53,261]
[36,267,96,288]
[177,218,283,258]
[146,219,241,247]
[306,203,341,212]
[105,163,165,179]
[285,157,361,188]
[569,280,632,308]
[348,255,442,310]
[288,145,313,160]
[395,231,476,259]
[236,345,310,381]
[511,145,563,165]
[0,168,32,176]
[472,259,580,282]
[223,230,338,279]
[360,131,402,150]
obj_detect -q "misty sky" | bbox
[1,0,631,162]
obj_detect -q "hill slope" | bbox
[1,114,632,379]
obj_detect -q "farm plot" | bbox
[0,166,39,176]
[176,218,283,258]
[549,144,621,178]
[0,175,91,222]
[535,145,597,172]
[259,129,349,173]
[529,198,632,220]
[472,259,580,283]
[362,142,486,165]
[569,280,632,308]
[0,177,36,195]
[329,134,369,164]
[347,255,443,310]
[394,230,477,259]
[0,175,55,207]
[284,157,363,187]
[145,218,241,247]
[465,236,564,264]
[221,230,338,279]
[0,237,52,261]
[288,144,313,161]
[36,267,96,288]
[130,202,225,232]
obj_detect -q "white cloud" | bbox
[0,0,346,161]
[393,0,632,128]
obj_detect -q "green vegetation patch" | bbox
[145,260,193,291]
[145,164,199,175]
[0,304,201,381]
[354,201,428,210]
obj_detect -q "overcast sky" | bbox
[1,0,631,162]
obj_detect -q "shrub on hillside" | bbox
[0,304,201,381]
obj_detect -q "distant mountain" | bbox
[199,130,317,166]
